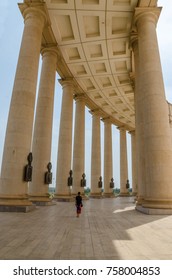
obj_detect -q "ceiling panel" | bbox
[44,0,139,130]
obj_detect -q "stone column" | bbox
[135,8,172,213]
[119,127,129,196]
[29,46,58,205]
[130,33,146,205]
[129,131,137,195]
[103,118,114,197]
[90,110,102,197]
[55,79,74,200]
[0,6,46,211]
[72,95,85,195]
[167,102,172,144]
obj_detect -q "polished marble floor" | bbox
[0,196,172,260]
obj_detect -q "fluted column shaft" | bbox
[29,47,58,200]
[119,127,128,195]
[168,103,172,144]
[72,96,85,195]
[55,80,74,196]
[131,34,145,201]
[90,112,101,196]
[0,7,46,203]
[56,79,74,196]
[130,131,137,195]
[103,119,113,195]
[135,8,172,210]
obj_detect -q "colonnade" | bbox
[0,2,172,214]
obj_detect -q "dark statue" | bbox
[98,176,103,188]
[81,173,86,187]
[126,179,130,189]
[110,177,114,188]
[67,170,73,187]
[45,162,52,184]
[24,152,33,182]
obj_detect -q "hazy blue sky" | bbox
[0,0,171,189]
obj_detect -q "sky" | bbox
[0,0,172,189]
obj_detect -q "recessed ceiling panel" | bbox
[82,41,108,60]
[77,11,105,42]
[59,44,86,63]
[88,61,111,75]
[45,0,137,129]
[48,10,80,45]
[76,0,106,10]
[106,12,133,38]
[46,0,75,9]
[107,0,138,11]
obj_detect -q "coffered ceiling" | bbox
[37,0,158,130]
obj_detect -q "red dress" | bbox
[76,195,82,214]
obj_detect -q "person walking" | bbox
[75,192,83,217]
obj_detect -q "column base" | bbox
[0,195,35,212]
[54,194,74,202]
[89,192,102,198]
[82,195,89,200]
[29,194,56,206]
[136,196,144,205]
[32,201,56,206]
[136,198,172,215]
[131,192,137,196]
[103,192,115,198]
[0,205,35,213]
[136,205,172,215]
[119,192,130,197]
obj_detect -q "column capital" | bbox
[101,117,112,124]
[130,31,138,51]
[128,130,135,136]
[134,7,161,27]
[89,108,102,117]
[58,78,75,89]
[41,45,59,58]
[22,6,47,26]
[117,126,127,131]
[74,93,86,102]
